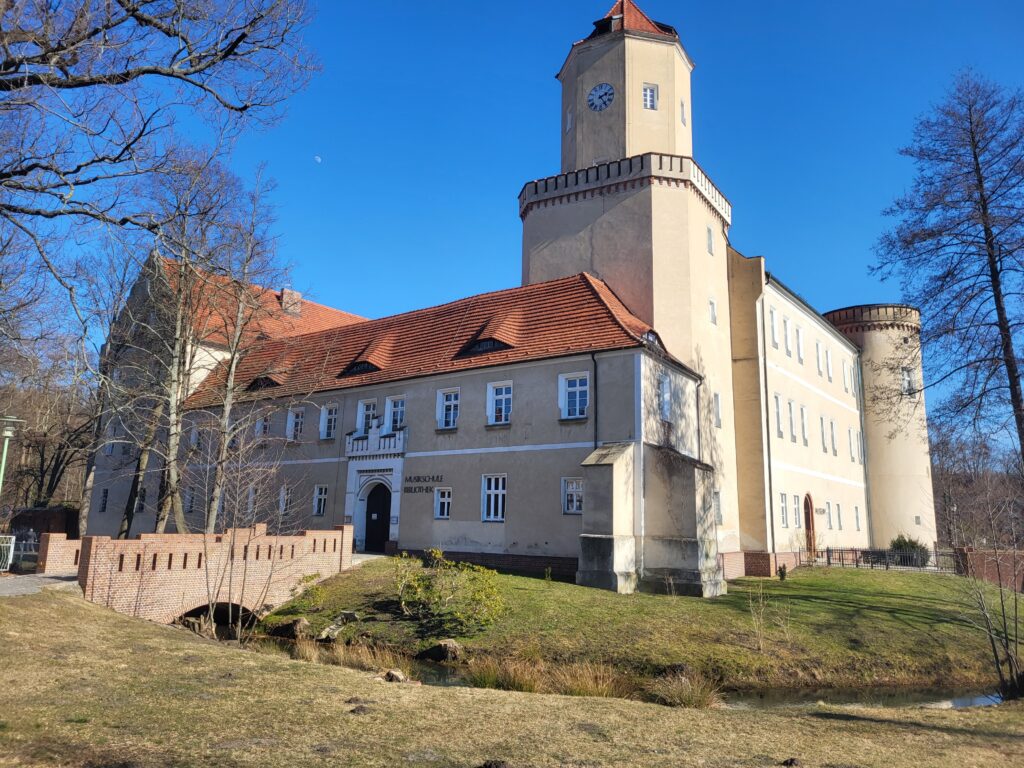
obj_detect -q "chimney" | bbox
[280,288,302,317]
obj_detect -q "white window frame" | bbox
[436,388,460,430]
[713,391,722,429]
[826,501,833,530]
[842,360,850,392]
[820,415,827,453]
[680,98,687,126]
[780,492,788,528]
[278,484,291,517]
[659,374,672,422]
[788,400,796,441]
[487,382,513,426]
[481,474,507,523]
[320,403,339,440]
[313,485,328,517]
[385,396,406,433]
[708,297,717,325]
[706,225,714,255]
[848,427,855,462]
[793,495,801,528]
[830,419,838,456]
[642,82,659,110]
[357,399,377,435]
[286,407,305,442]
[901,367,914,395]
[783,317,792,357]
[796,326,805,363]
[800,405,808,446]
[826,348,834,382]
[855,505,861,531]
[816,341,823,376]
[769,307,778,348]
[836,503,843,531]
[433,487,452,520]
[858,431,864,464]
[562,477,584,515]
[712,490,723,525]
[774,393,783,438]
[559,372,590,420]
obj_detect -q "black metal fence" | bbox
[819,546,957,573]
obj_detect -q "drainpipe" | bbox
[590,352,599,449]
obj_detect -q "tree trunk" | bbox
[77,458,94,539]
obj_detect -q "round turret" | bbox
[824,304,937,549]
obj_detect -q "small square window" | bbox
[642,83,659,110]
[435,488,452,519]
[562,477,584,514]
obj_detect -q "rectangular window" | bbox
[858,431,864,464]
[820,416,827,453]
[780,492,789,528]
[830,419,838,455]
[434,487,452,519]
[680,98,687,125]
[481,474,506,522]
[278,485,291,517]
[713,391,722,429]
[659,374,673,422]
[320,404,339,440]
[255,414,271,438]
[842,360,850,392]
[826,501,833,530]
[796,327,805,363]
[793,495,801,528]
[826,348,834,382]
[565,107,573,134]
[386,396,406,432]
[713,490,722,525]
[836,503,843,531]
[788,400,796,441]
[770,307,778,348]
[855,505,861,531]
[562,477,584,514]
[286,407,304,441]
[800,406,808,446]
[99,488,108,514]
[774,394,783,437]
[313,485,328,517]
[901,367,914,395]
[783,317,792,357]
[357,400,377,434]
[487,382,513,425]
[642,83,659,110]
[848,428,855,462]
[437,389,460,429]
[816,341,823,376]
[708,298,717,325]
[706,225,714,255]
[560,373,590,419]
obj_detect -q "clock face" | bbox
[587,83,615,112]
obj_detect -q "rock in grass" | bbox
[269,617,310,639]
[350,705,372,715]
[416,639,464,662]
[384,669,407,683]
[780,759,802,767]
[477,761,511,768]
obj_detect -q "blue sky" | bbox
[225,0,1024,320]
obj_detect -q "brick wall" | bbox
[955,548,1023,592]
[719,551,803,579]
[37,533,82,577]
[76,524,353,623]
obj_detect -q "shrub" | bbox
[547,661,637,699]
[394,550,506,634]
[777,563,788,581]
[890,535,931,567]
[647,672,722,708]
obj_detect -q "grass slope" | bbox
[0,589,1022,768]
[266,561,1007,690]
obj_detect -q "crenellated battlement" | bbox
[824,304,921,335]
[519,153,732,225]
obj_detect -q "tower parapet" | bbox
[824,304,937,548]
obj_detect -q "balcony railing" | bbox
[345,420,406,458]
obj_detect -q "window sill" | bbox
[485,422,511,430]
[435,427,458,434]
[433,516,450,521]
[481,519,505,524]
[562,511,583,516]
[558,416,588,424]
[319,437,336,443]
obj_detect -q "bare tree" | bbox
[876,71,1024,457]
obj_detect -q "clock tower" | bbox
[560,0,695,172]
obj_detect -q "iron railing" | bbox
[819,546,957,573]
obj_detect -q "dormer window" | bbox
[342,360,380,377]
[246,376,281,392]
[462,337,511,356]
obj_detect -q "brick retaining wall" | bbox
[74,524,353,623]
[955,548,1023,592]
[37,533,82,577]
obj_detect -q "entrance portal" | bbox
[803,494,816,557]
[364,484,391,553]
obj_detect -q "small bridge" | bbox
[38,524,353,624]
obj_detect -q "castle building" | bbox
[87,1,937,595]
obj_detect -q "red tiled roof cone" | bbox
[602,0,672,36]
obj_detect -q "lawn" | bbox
[0,589,1022,768]
[266,560,1009,691]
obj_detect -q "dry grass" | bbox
[2,590,1023,768]
[323,641,415,679]
[547,661,638,699]
[291,637,322,663]
[464,656,546,692]
[647,672,724,708]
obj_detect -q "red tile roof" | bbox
[603,0,668,36]
[186,273,681,408]
[158,257,365,345]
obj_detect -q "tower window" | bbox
[708,298,717,325]
[713,392,722,428]
[642,83,659,111]
[680,99,687,126]
[707,225,714,255]
[565,107,573,134]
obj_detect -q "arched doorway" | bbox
[803,494,816,557]
[364,484,391,554]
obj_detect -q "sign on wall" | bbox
[404,475,444,494]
